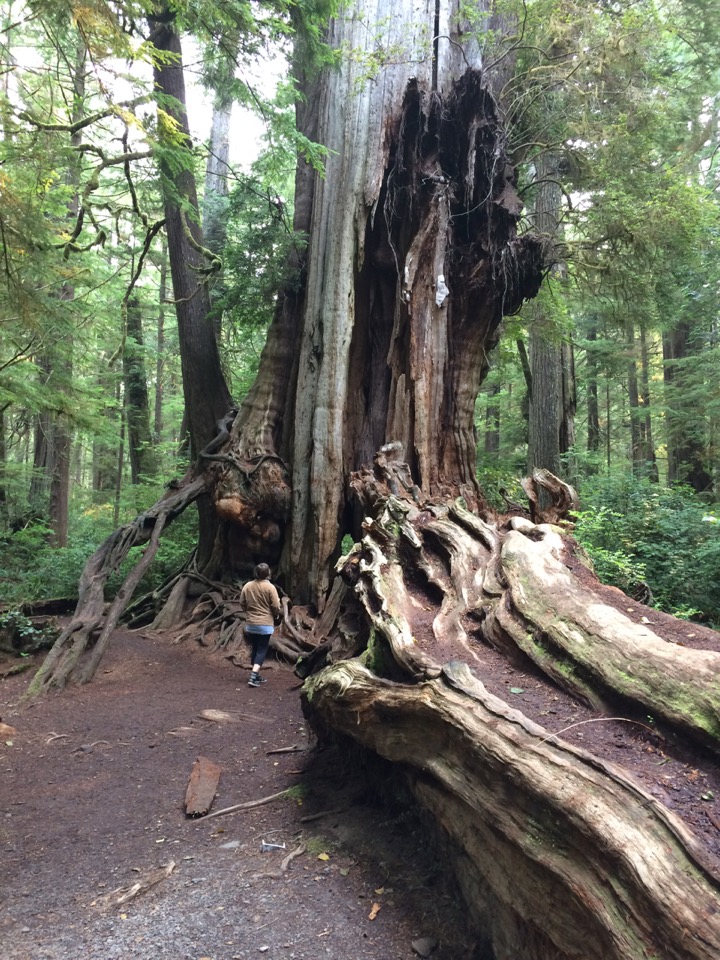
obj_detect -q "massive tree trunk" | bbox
[211,1,542,606]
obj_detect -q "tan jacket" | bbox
[240,578,281,627]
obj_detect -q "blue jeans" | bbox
[245,627,273,667]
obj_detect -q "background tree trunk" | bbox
[149,8,233,459]
[123,296,158,482]
[663,322,711,491]
[586,322,601,462]
[153,241,168,444]
[527,152,572,502]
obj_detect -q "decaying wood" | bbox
[198,709,264,724]
[301,457,720,960]
[184,755,222,818]
[305,661,720,960]
[94,861,176,909]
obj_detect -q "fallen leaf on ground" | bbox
[368,902,381,920]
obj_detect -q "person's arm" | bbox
[239,584,248,615]
[270,585,282,623]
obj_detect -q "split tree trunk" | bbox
[210,1,543,606]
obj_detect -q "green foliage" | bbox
[0,610,56,653]
[0,499,199,606]
[570,505,648,598]
[475,464,528,512]
[573,475,720,623]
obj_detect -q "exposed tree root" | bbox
[26,475,206,696]
[300,450,720,960]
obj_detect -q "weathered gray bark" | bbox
[213,0,543,606]
[202,79,233,340]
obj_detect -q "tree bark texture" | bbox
[301,452,720,959]
[212,1,543,606]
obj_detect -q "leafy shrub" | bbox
[0,508,199,607]
[573,474,720,624]
[0,610,56,654]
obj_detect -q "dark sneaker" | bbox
[248,673,266,687]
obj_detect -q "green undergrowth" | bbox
[572,475,720,625]
[0,507,199,608]
[479,466,720,625]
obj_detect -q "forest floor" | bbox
[0,626,476,960]
[2,571,720,960]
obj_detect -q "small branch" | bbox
[18,95,151,134]
[194,788,291,822]
[252,843,307,880]
[538,717,661,748]
[299,807,346,824]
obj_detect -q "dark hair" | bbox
[254,563,271,580]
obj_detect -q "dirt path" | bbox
[0,631,471,960]
[4,582,720,960]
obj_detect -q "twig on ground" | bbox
[195,788,291,822]
[299,807,346,823]
[94,861,176,908]
[266,745,307,755]
[45,733,69,744]
[538,716,662,747]
[252,843,307,880]
[72,739,110,753]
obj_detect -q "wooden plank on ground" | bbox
[184,755,222,817]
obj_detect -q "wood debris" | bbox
[94,861,176,908]
[184,755,222,817]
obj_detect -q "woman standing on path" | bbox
[239,563,282,687]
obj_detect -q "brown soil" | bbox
[0,630,474,960]
[2,559,720,960]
